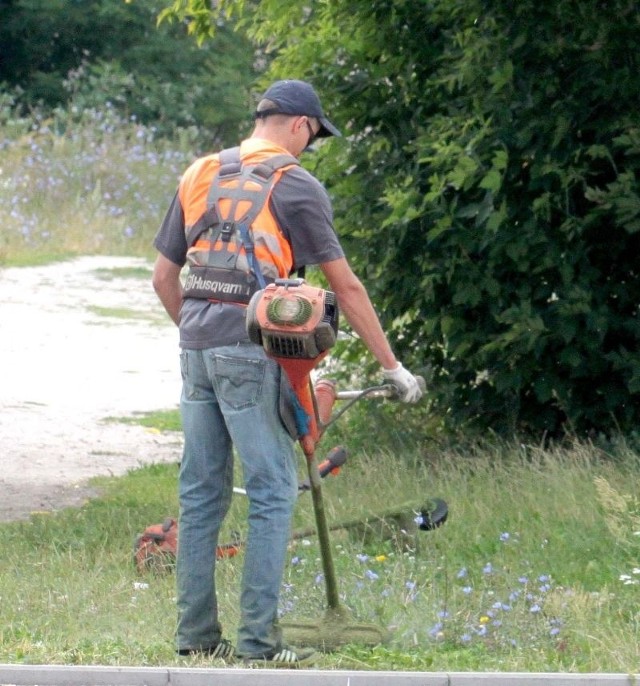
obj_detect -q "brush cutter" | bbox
[245,278,447,651]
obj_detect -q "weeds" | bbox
[1,442,639,672]
[0,95,197,266]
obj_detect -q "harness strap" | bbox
[237,222,267,289]
[217,146,243,177]
[185,205,218,249]
[185,147,300,298]
[206,149,299,215]
[215,149,298,179]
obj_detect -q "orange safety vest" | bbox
[179,142,300,305]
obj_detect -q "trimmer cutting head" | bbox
[282,606,390,652]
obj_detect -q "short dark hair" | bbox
[255,98,284,119]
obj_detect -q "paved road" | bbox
[0,664,633,686]
[0,256,183,521]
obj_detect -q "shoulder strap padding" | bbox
[217,146,243,178]
[185,148,300,249]
[185,205,218,249]
[218,147,299,181]
[207,147,299,222]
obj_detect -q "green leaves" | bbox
[2,0,259,146]
[157,0,216,43]
[586,171,640,234]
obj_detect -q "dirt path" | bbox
[0,256,184,522]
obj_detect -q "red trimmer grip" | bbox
[315,378,337,426]
[317,445,348,478]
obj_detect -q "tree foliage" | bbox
[130,1,640,435]
[0,0,259,144]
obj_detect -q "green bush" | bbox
[170,0,640,437]
[0,0,259,146]
[396,1,640,437]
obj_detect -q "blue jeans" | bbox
[176,344,298,657]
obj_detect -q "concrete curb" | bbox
[0,665,636,686]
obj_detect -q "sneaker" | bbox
[243,646,318,669]
[177,638,235,660]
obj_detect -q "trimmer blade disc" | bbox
[281,607,389,651]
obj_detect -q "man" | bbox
[152,79,422,667]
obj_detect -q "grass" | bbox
[1,435,639,673]
[106,409,182,432]
[86,305,165,324]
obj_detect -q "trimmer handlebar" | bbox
[335,376,426,402]
[335,384,400,401]
[319,376,425,431]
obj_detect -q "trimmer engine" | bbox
[246,279,339,360]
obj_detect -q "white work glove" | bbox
[382,362,423,403]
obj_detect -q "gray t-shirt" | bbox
[153,159,345,349]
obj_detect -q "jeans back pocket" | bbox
[212,354,265,410]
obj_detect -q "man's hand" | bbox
[152,254,183,326]
[383,363,423,403]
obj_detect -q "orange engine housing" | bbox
[246,279,339,360]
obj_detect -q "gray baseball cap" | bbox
[256,79,342,138]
